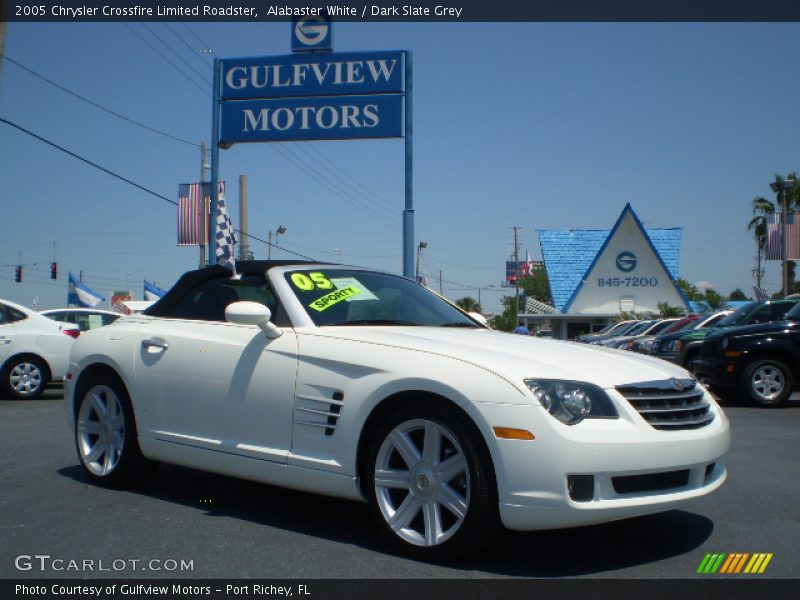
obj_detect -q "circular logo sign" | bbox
[294,16,329,47]
[616,251,637,273]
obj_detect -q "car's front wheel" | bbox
[2,355,48,400]
[365,404,497,560]
[75,376,156,486]
[741,359,794,407]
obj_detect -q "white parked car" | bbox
[64,262,730,559]
[1,298,80,399]
[40,308,120,331]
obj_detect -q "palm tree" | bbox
[455,296,482,314]
[747,195,775,289]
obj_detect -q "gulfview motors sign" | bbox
[219,51,404,143]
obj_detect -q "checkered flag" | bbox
[213,182,237,272]
[753,285,769,301]
[32,296,39,310]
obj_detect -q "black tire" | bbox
[740,359,794,407]
[74,375,156,487]
[364,402,498,561]
[2,355,48,400]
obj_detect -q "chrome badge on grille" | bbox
[670,378,693,392]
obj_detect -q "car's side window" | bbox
[6,307,28,323]
[168,276,283,324]
[749,305,778,324]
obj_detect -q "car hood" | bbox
[302,327,692,389]
[707,320,800,340]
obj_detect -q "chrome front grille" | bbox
[615,379,714,430]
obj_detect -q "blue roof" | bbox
[538,206,683,312]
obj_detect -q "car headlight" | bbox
[663,340,683,352]
[524,379,618,425]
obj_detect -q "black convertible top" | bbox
[144,260,317,317]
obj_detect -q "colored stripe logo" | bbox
[697,553,773,574]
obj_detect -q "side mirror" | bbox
[225,301,283,339]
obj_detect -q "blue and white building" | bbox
[525,204,690,339]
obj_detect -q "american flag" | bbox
[765,212,800,260]
[177,182,210,246]
[214,182,237,272]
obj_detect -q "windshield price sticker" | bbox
[309,286,362,311]
[331,277,378,301]
[598,277,658,287]
[291,271,334,290]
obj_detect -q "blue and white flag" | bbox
[68,272,105,307]
[213,182,237,272]
[143,280,167,301]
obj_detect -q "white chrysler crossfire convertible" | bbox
[64,261,730,560]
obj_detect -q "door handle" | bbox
[142,338,169,352]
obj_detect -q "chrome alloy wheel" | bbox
[373,419,470,547]
[9,361,43,397]
[77,385,126,477]
[751,365,786,403]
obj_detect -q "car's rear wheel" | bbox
[365,404,497,561]
[75,376,156,486]
[2,356,48,400]
[741,359,793,407]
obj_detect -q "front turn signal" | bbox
[492,427,535,440]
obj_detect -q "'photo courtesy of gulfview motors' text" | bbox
[1,0,798,591]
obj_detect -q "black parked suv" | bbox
[694,302,800,406]
[650,299,800,370]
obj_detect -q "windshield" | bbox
[622,321,653,336]
[784,302,800,321]
[284,269,480,328]
[648,319,676,335]
[608,321,639,336]
[715,302,758,328]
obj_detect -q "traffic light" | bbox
[14,266,22,283]
[50,261,57,280]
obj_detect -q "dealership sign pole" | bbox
[209,20,412,275]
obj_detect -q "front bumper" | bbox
[481,391,730,532]
[693,357,739,387]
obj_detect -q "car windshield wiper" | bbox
[439,322,480,328]
[325,319,417,326]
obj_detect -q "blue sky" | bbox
[2,22,800,314]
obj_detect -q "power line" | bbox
[1,116,318,262]
[0,116,178,206]
[122,22,211,98]
[162,22,214,69]
[179,22,215,58]
[270,144,400,227]
[140,22,212,86]
[1,54,200,148]
[296,142,399,215]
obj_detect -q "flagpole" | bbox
[209,58,221,268]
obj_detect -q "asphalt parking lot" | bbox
[1,389,798,580]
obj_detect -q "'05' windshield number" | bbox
[291,272,334,291]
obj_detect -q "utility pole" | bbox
[199,142,208,268]
[438,270,443,295]
[239,175,249,260]
[513,226,521,320]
